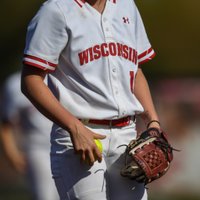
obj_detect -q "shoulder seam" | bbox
[55,1,68,26]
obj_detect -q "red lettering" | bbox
[109,42,117,56]
[93,45,101,60]
[78,49,89,65]
[117,43,123,56]
[88,47,94,62]
[78,43,138,66]
[123,45,128,59]
[128,47,133,62]
[132,49,138,64]
[101,43,109,57]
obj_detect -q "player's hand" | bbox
[10,152,27,174]
[69,120,106,166]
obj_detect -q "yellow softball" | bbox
[94,139,103,153]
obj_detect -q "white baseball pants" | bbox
[50,120,147,200]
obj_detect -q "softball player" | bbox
[0,72,59,200]
[21,0,160,199]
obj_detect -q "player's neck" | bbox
[86,0,106,14]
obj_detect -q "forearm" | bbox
[134,68,160,128]
[0,124,26,173]
[21,65,80,133]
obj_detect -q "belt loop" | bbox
[109,120,112,127]
[132,115,136,122]
[128,116,131,125]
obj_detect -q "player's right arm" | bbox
[0,122,27,174]
[21,65,105,165]
[21,2,105,165]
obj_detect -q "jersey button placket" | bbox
[112,65,127,117]
[111,67,118,96]
[109,60,124,116]
[110,61,128,117]
[111,66,119,96]
[101,13,126,117]
[101,16,112,39]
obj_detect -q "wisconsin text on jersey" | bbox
[78,42,138,66]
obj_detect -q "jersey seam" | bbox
[55,1,69,28]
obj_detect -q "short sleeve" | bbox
[135,6,156,66]
[23,2,68,72]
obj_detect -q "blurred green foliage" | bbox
[0,0,45,83]
[136,0,200,79]
[0,0,200,83]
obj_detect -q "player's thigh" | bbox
[107,124,147,200]
[51,150,108,200]
[108,166,147,200]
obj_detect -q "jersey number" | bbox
[130,71,134,93]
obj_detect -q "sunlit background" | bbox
[0,0,200,199]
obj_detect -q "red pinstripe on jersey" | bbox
[23,54,57,72]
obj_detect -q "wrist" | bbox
[147,120,160,129]
[67,118,82,135]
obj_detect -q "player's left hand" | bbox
[120,128,175,184]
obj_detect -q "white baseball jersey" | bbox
[23,0,155,120]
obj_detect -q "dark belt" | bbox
[81,115,135,127]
